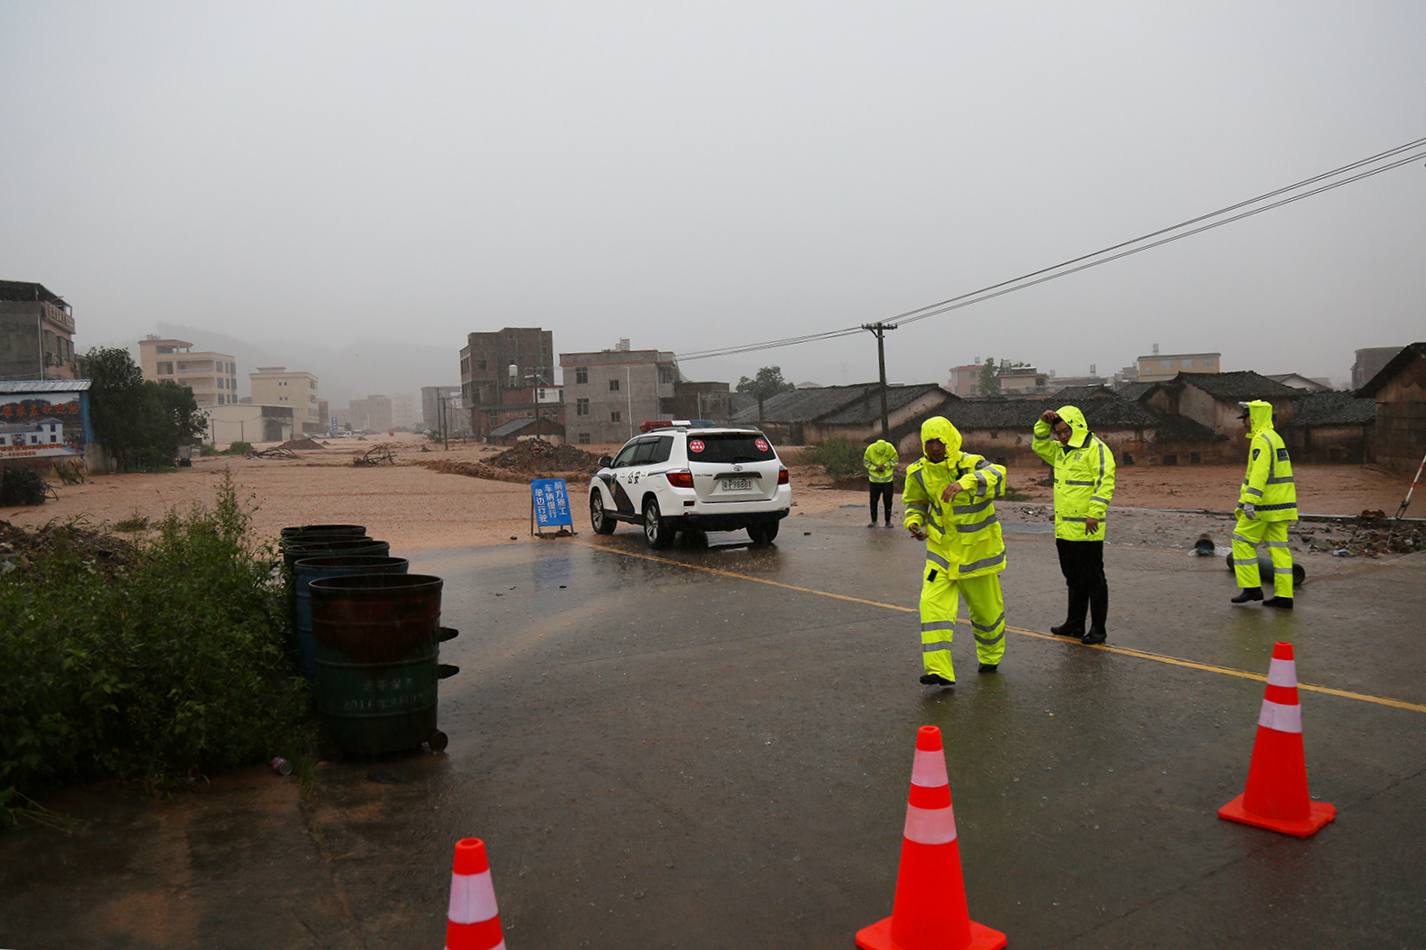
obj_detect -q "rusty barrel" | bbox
[281,524,367,540]
[292,555,410,682]
[308,574,458,754]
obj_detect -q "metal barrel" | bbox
[308,574,457,755]
[281,524,367,540]
[292,556,410,682]
[1224,553,1307,587]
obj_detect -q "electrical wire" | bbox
[673,136,1426,363]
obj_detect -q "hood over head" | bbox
[920,416,962,465]
[1054,405,1090,449]
[1240,400,1275,435]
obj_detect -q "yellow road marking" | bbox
[576,539,1426,715]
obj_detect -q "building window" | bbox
[578,433,590,445]
[575,367,588,384]
[609,378,620,392]
[477,360,488,371]
[577,398,589,416]
[158,362,173,375]
[611,411,621,423]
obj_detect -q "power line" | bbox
[673,136,1426,363]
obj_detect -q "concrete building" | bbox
[391,393,418,429]
[248,367,320,433]
[1352,346,1405,391]
[947,364,983,398]
[1141,370,1300,438]
[139,337,239,408]
[1,280,78,381]
[421,385,464,435]
[560,341,678,445]
[346,394,394,433]
[1135,348,1221,383]
[459,327,555,437]
[202,403,294,446]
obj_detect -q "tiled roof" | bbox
[488,417,535,436]
[1171,371,1300,401]
[1113,381,1156,401]
[731,382,951,425]
[1286,391,1378,426]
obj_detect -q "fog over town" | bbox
[4,2,1424,407]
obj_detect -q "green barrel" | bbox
[309,574,458,754]
[292,555,410,682]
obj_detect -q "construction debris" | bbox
[0,519,139,577]
[280,437,327,451]
[1302,510,1426,557]
[417,439,602,486]
[251,446,299,460]
[354,446,396,466]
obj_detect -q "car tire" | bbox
[748,521,779,546]
[642,497,675,548]
[590,492,616,535]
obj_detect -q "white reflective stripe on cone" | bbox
[1266,657,1298,688]
[448,870,500,925]
[904,804,958,846]
[910,748,949,788]
[1258,699,1304,734]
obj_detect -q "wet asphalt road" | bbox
[4,508,1425,949]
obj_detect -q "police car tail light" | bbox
[777,467,789,486]
[665,470,694,488]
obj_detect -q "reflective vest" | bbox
[1239,400,1297,521]
[1032,405,1116,541]
[863,440,898,483]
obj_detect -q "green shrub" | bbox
[799,436,865,478]
[0,474,306,819]
[221,440,255,456]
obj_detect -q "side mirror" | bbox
[597,456,613,468]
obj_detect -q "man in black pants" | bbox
[1032,406,1117,644]
[863,438,898,528]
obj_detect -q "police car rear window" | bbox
[685,432,777,463]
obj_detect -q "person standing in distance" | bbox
[863,438,899,528]
[903,417,1009,687]
[1230,400,1298,608]
[1034,405,1117,645]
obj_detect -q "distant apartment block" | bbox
[560,340,679,444]
[346,394,394,432]
[249,366,320,433]
[391,393,418,429]
[1135,349,1221,383]
[947,364,982,398]
[1352,346,1404,391]
[421,385,463,433]
[1,280,78,381]
[140,336,238,407]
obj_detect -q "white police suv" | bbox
[589,422,791,547]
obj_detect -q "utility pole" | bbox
[862,322,897,438]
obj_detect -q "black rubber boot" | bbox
[1263,596,1294,609]
[1231,587,1264,605]
[919,672,954,687]
[1051,588,1089,637]
[1082,586,1108,644]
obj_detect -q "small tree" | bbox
[736,366,796,423]
[977,357,1031,397]
[83,346,208,471]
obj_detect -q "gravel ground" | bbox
[0,431,1416,554]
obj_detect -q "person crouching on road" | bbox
[1230,400,1298,609]
[864,438,899,528]
[1033,405,1117,645]
[903,417,1008,687]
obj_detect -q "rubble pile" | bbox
[280,437,327,451]
[0,519,139,576]
[418,440,602,486]
[1301,510,1426,557]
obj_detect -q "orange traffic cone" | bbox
[856,726,1006,950]
[445,838,507,950]
[1218,642,1336,837]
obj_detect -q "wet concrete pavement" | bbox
[4,507,1425,949]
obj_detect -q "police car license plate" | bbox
[722,477,752,491]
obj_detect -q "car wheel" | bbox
[642,497,675,548]
[590,492,616,535]
[748,521,779,546]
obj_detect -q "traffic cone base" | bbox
[1218,795,1336,838]
[856,914,1007,950]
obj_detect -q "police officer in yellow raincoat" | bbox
[863,438,899,528]
[1033,405,1117,644]
[1231,400,1298,608]
[903,417,1008,687]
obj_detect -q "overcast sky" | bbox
[4,1,1423,401]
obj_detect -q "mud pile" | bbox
[418,439,602,486]
[280,437,328,451]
